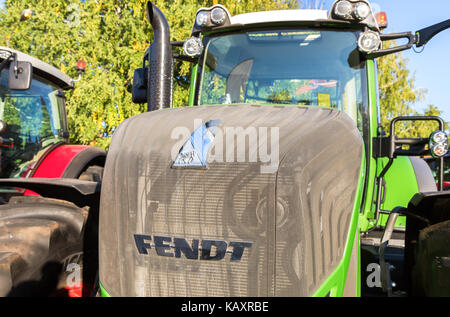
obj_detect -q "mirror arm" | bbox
[367,32,416,59]
[416,19,450,47]
[367,19,450,59]
[173,54,197,63]
[170,41,198,63]
[170,41,184,47]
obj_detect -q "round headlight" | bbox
[358,31,381,53]
[334,0,353,19]
[211,7,227,25]
[183,37,204,57]
[429,130,448,158]
[431,143,448,158]
[431,130,447,144]
[196,11,208,27]
[354,2,371,20]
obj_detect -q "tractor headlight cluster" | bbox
[332,0,373,22]
[357,30,381,54]
[429,130,449,158]
[194,5,231,29]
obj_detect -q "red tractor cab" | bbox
[0,47,105,202]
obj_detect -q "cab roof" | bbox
[230,9,329,25]
[0,46,73,90]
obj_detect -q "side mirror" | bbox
[8,60,32,90]
[374,116,446,159]
[131,67,148,104]
[373,116,448,191]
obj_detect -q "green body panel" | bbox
[99,282,110,297]
[377,156,419,227]
[358,60,421,231]
[358,59,379,232]
[188,64,198,107]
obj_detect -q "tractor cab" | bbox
[190,7,371,126]
[0,47,72,192]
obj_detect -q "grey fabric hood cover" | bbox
[99,104,363,296]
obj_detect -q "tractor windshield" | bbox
[198,28,368,133]
[0,69,68,180]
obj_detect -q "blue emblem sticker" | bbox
[172,120,221,168]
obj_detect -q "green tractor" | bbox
[1,0,449,297]
[98,0,449,297]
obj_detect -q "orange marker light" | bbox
[375,12,388,29]
[76,59,87,72]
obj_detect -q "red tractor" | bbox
[0,47,105,296]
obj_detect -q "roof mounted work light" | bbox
[211,7,227,25]
[330,0,379,31]
[334,0,353,19]
[354,2,371,20]
[191,5,232,35]
[196,11,208,27]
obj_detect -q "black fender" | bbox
[62,146,106,179]
[0,178,100,209]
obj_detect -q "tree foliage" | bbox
[377,41,448,138]
[1,1,446,147]
[0,0,297,149]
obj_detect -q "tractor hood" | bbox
[99,104,363,296]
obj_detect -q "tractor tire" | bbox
[0,196,87,297]
[411,220,450,297]
[77,165,104,183]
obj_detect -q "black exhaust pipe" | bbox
[146,2,173,112]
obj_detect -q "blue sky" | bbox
[318,0,450,124]
[375,0,450,124]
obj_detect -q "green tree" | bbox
[0,0,297,149]
[377,41,448,138]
